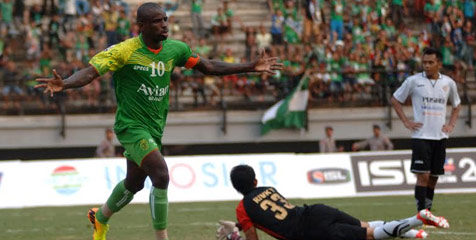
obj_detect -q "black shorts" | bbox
[411,139,446,176]
[272,33,284,45]
[299,204,367,240]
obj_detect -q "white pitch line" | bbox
[172,199,476,211]
[5,227,77,233]
[3,222,217,235]
[431,231,476,236]
[176,207,231,212]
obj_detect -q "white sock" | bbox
[401,229,427,239]
[368,221,385,228]
[374,216,423,239]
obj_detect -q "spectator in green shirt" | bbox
[441,37,455,68]
[391,0,406,28]
[0,37,4,58]
[329,52,343,102]
[267,0,284,13]
[117,10,131,42]
[194,38,212,59]
[0,0,14,35]
[424,0,440,35]
[223,1,234,35]
[211,7,229,43]
[382,18,397,39]
[191,0,205,37]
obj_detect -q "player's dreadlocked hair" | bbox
[230,165,256,195]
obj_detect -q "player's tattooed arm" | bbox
[35,66,99,96]
[194,51,283,76]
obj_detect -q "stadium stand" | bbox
[0,0,474,115]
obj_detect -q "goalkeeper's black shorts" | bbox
[298,204,367,240]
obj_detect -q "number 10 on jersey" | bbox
[150,61,165,77]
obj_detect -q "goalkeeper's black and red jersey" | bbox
[235,186,306,240]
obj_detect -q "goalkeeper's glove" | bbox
[216,220,241,240]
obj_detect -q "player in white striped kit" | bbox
[391,47,461,212]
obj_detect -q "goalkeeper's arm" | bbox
[217,220,259,240]
[223,226,259,240]
[225,230,242,240]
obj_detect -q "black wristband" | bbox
[235,222,242,231]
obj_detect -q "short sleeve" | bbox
[236,200,253,232]
[449,80,461,107]
[174,41,200,69]
[393,77,413,103]
[89,43,128,75]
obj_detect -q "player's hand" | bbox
[34,69,64,97]
[404,121,423,131]
[442,124,454,133]
[253,49,283,75]
[216,220,239,240]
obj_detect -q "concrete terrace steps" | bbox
[136,0,270,57]
[173,10,271,26]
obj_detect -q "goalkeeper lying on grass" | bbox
[217,165,449,240]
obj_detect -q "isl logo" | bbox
[307,168,351,184]
[50,166,83,195]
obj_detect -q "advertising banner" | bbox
[2,149,474,209]
[0,161,21,208]
[351,148,476,195]
[0,153,354,208]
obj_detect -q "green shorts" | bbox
[116,127,162,166]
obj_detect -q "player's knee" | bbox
[416,173,430,185]
[361,221,369,228]
[150,169,170,189]
[428,176,438,186]
[125,180,144,193]
[366,227,376,240]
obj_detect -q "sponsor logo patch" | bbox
[50,166,83,195]
[307,168,351,184]
[140,139,149,150]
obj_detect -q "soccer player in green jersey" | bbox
[34,3,283,240]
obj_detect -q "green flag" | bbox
[261,73,310,135]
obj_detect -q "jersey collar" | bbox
[422,71,441,81]
[139,33,163,55]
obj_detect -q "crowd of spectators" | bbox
[0,0,474,114]
[419,0,476,76]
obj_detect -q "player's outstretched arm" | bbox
[216,220,258,240]
[35,66,100,97]
[194,51,283,76]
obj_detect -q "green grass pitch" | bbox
[1,193,475,240]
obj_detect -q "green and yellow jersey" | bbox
[89,34,200,139]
